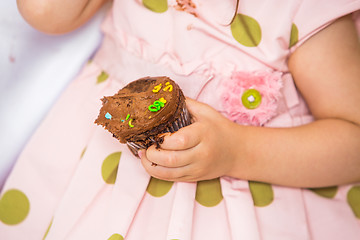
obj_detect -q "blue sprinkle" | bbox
[105,112,112,120]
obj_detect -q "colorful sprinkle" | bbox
[105,112,112,120]
[158,97,167,104]
[128,119,134,128]
[154,100,165,107]
[152,83,162,93]
[163,82,173,92]
[126,114,130,120]
[149,105,159,112]
[148,98,167,112]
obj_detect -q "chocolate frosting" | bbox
[95,76,185,144]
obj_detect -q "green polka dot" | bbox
[249,181,274,207]
[347,185,360,219]
[309,186,338,199]
[101,152,122,184]
[231,14,262,47]
[43,219,53,240]
[147,177,174,197]
[196,178,223,207]
[107,233,124,240]
[80,147,87,159]
[0,189,30,225]
[97,71,109,84]
[289,23,299,48]
[143,0,168,13]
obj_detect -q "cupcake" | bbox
[95,76,192,157]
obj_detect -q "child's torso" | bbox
[93,0,314,127]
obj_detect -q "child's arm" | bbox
[139,14,360,188]
[17,0,109,34]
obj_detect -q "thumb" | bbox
[185,97,217,121]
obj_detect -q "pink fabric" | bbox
[1,1,360,239]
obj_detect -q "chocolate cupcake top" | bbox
[95,76,185,143]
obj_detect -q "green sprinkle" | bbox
[129,119,134,128]
[148,98,166,112]
[154,100,165,107]
[148,105,160,112]
[126,114,130,120]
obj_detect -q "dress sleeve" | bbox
[291,0,360,49]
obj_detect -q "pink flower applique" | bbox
[221,70,283,126]
[174,0,198,17]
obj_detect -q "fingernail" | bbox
[138,150,144,158]
[158,132,171,138]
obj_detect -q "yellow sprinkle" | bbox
[129,119,134,128]
[158,97,167,104]
[163,82,173,92]
[152,83,162,93]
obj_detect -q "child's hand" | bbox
[139,98,242,182]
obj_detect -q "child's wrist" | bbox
[225,123,254,180]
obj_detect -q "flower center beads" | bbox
[241,89,262,109]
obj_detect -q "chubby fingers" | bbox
[159,123,202,151]
[138,147,195,181]
[141,143,194,168]
[158,97,216,151]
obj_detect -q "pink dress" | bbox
[1,0,360,239]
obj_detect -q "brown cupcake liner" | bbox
[126,106,192,157]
